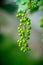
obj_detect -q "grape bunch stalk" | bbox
[16,0,31,52]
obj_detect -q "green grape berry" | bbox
[24,43,28,47]
[18,9,22,13]
[21,13,24,17]
[20,36,24,39]
[21,2,26,5]
[26,21,30,25]
[26,36,30,40]
[18,27,20,30]
[20,19,23,22]
[17,40,20,43]
[23,39,26,43]
[28,26,31,30]
[20,23,23,26]
[20,47,24,51]
[16,14,19,17]
[23,17,26,21]
[23,48,27,52]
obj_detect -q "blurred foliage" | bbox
[0,33,43,65]
[0,0,18,13]
[0,0,43,13]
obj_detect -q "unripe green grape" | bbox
[16,14,19,17]
[18,43,21,47]
[16,13,21,17]
[23,9,26,13]
[20,19,23,22]
[21,30,24,34]
[19,40,22,44]
[17,40,20,43]
[23,17,26,21]
[21,13,24,17]
[20,47,24,51]
[23,39,26,43]
[18,33,22,36]
[23,48,27,52]
[18,9,22,13]
[26,21,30,25]
[26,36,30,40]
[28,26,31,30]
[20,23,23,26]
[28,18,30,22]
[19,28,23,32]
[18,42,22,47]
[18,40,22,47]
[27,32,30,36]
[20,36,24,39]
[21,2,26,5]
[24,43,28,47]
[22,33,24,36]
[18,29,22,32]
[24,22,26,25]
[18,27,20,30]
[26,30,30,33]
[19,13,21,16]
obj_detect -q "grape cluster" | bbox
[16,0,42,52]
[16,1,32,52]
[28,0,39,12]
[16,7,31,52]
[31,2,39,11]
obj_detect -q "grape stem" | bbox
[25,0,31,17]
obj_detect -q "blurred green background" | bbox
[0,0,43,65]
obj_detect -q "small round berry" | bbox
[21,13,24,17]
[19,13,21,16]
[26,36,30,40]
[28,26,31,30]
[23,17,26,21]
[20,36,24,39]
[18,27,20,30]
[21,30,24,34]
[21,2,26,5]
[18,9,22,13]
[26,21,30,25]
[20,23,22,26]
[27,32,30,35]
[23,39,26,43]
[16,14,19,17]
[18,29,21,32]
[24,9,26,13]
[23,49,27,52]
[20,19,23,22]
[20,47,24,51]
[17,40,19,43]
[24,43,28,47]
[28,18,30,22]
